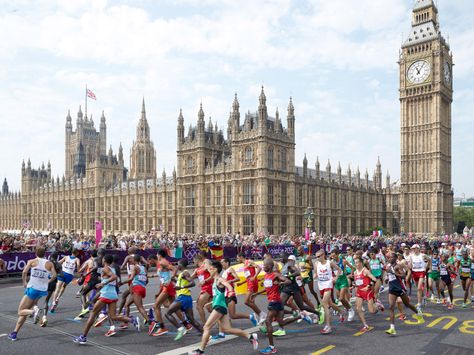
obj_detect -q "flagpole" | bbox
[85,84,88,118]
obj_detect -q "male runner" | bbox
[457,249,471,308]
[41,251,61,327]
[439,252,455,309]
[50,248,81,312]
[331,248,355,321]
[191,253,214,326]
[407,244,430,311]
[9,247,57,341]
[188,261,258,355]
[385,252,423,336]
[236,253,265,324]
[427,249,441,303]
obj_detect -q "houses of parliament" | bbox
[0,0,453,236]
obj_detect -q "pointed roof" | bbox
[141,97,147,121]
[198,102,204,121]
[232,93,239,111]
[414,0,435,11]
[259,85,266,104]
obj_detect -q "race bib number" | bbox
[296,277,303,286]
[461,267,470,273]
[431,266,438,272]
[388,274,396,282]
[198,275,205,283]
[31,269,47,279]
[440,269,448,276]
[355,278,364,286]
[319,275,330,282]
[222,271,228,279]
[371,264,380,270]
[413,262,423,269]
[244,270,251,278]
[263,279,273,288]
[138,275,147,282]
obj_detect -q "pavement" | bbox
[0,277,473,355]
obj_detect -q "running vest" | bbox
[263,272,281,302]
[132,265,147,287]
[431,257,440,273]
[211,279,227,310]
[176,271,191,296]
[439,263,448,277]
[100,267,118,300]
[470,259,474,278]
[244,260,257,280]
[387,264,405,291]
[298,256,311,279]
[460,258,471,278]
[27,258,49,291]
[158,264,172,285]
[410,254,425,272]
[354,268,371,289]
[316,260,333,290]
[369,258,382,277]
[62,255,77,275]
[222,268,236,297]
[345,255,354,274]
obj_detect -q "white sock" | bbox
[390,324,395,330]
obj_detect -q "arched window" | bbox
[186,156,194,169]
[267,147,274,169]
[244,146,253,163]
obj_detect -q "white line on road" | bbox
[0,333,7,337]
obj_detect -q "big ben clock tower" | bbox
[400,0,453,234]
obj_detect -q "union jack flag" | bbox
[86,88,97,100]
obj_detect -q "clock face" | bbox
[444,62,451,84]
[407,60,431,84]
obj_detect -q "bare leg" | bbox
[196,292,211,324]
[13,296,36,333]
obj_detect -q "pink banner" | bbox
[305,227,310,240]
[95,221,103,246]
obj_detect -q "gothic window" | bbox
[268,215,274,235]
[167,217,173,232]
[267,147,274,169]
[227,216,232,233]
[206,216,211,234]
[186,156,194,169]
[226,185,232,205]
[185,187,195,207]
[206,187,211,206]
[216,186,221,205]
[243,214,254,235]
[216,216,221,234]
[138,150,145,173]
[244,146,253,163]
[280,148,287,171]
[281,183,287,206]
[268,182,274,205]
[243,181,254,205]
[167,192,172,209]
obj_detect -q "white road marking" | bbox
[0,333,7,337]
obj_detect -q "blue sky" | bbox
[0,0,473,196]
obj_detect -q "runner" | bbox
[120,254,151,330]
[188,260,259,355]
[236,253,265,324]
[385,252,423,336]
[427,249,441,303]
[331,247,355,322]
[407,244,430,311]
[50,248,81,313]
[191,254,214,326]
[439,252,455,309]
[41,251,62,327]
[76,250,99,319]
[148,248,177,336]
[313,249,344,334]
[8,247,57,341]
[117,247,146,317]
[297,246,321,309]
[73,253,139,344]
[165,259,203,341]
[457,249,471,308]
[368,247,385,310]
[353,256,382,333]
[254,259,304,354]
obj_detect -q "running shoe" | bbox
[40,315,48,327]
[379,285,386,293]
[260,346,277,354]
[148,308,155,321]
[32,305,40,324]
[414,313,424,323]
[436,298,441,304]
[259,326,267,333]
[359,325,373,334]
[188,349,204,355]
[210,333,226,341]
[471,296,474,302]
[416,304,422,313]
[320,326,332,334]
[447,303,454,310]
[385,328,397,336]
[94,313,108,327]
[175,326,188,341]
[8,332,17,341]
[250,313,258,326]
[105,328,117,337]
[430,294,435,302]
[131,316,140,331]
[73,335,87,344]
[272,329,286,337]
[318,308,325,325]
[348,308,355,322]
[152,328,169,336]
[338,313,345,323]
[185,323,193,331]
[398,314,406,321]
[258,312,267,325]
[75,291,81,298]
[49,302,57,314]
[78,307,90,318]
[301,311,313,325]
[118,323,129,330]
[462,303,468,309]
[148,321,157,335]
[249,333,258,351]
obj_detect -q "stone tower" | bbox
[399,0,453,234]
[129,98,157,180]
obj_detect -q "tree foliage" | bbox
[453,206,474,229]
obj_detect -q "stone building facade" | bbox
[0,0,452,235]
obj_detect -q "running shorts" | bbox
[25,287,48,300]
[356,288,375,301]
[428,272,440,281]
[99,297,118,304]
[319,288,333,298]
[411,271,426,284]
[57,271,74,285]
[389,287,406,298]
[334,276,349,291]
[225,295,238,305]
[132,285,146,298]
[176,295,193,311]
[160,282,176,298]
[213,305,228,315]
[268,301,284,312]
[247,281,259,293]
[200,285,213,297]
[441,275,452,286]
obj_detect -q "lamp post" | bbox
[304,207,315,240]
[400,216,404,236]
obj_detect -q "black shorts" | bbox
[81,278,100,295]
[281,284,299,296]
[460,276,469,282]
[268,301,284,312]
[225,296,237,305]
[441,276,451,286]
[389,287,406,298]
[213,306,228,315]
[47,280,57,293]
